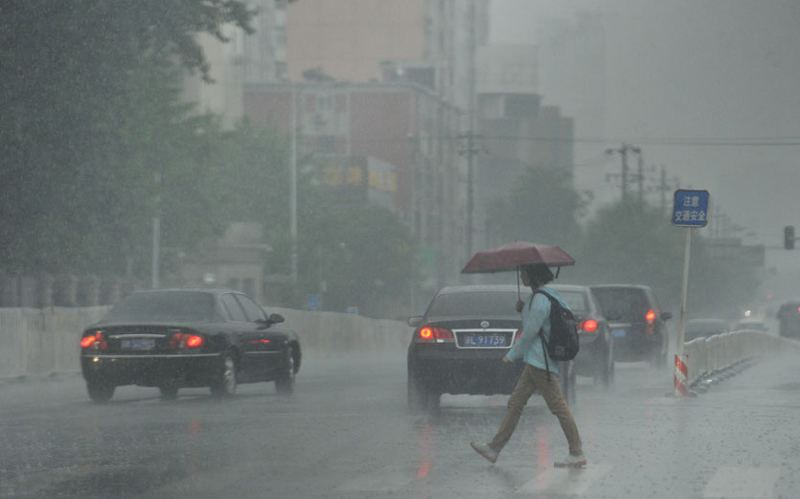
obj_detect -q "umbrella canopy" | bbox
[461,242,576,274]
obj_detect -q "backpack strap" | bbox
[532,289,554,380]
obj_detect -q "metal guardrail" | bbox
[683,330,800,388]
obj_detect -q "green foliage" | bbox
[572,200,761,317]
[570,202,684,305]
[295,186,416,316]
[0,0,254,276]
[486,167,585,248]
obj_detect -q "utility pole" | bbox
[659,167,668,215]
[636,149,644,206]
[464,0,478,260]
[459,132,482,258]
[290,84,299,288]
[605,143,640,202]
[151,171,161,289]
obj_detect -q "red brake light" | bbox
[185,335,204,348]
[81,331,107,350]
[645,309,657,324]
[416,326,454,342]
[581,319,599,333]
[170,331,204,349]
[419,327,434,340]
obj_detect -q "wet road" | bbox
[1,351,799,499]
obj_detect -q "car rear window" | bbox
[591,287,651,323]
[105,291,215,322]
[427,291,522,317]
[555,291,589,314]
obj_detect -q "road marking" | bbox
[703,466,780,498]
[518,464,612,495]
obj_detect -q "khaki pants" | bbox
[489,364,583,456]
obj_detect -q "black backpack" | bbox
[533,289,580,369]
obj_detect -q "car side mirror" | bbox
[661,312,673,321]
[407,316,423,327]
[256,313,285,329]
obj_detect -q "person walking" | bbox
[470,264,586,468]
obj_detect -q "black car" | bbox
[777,301,800,338]
[406,285,575,413]
[549,284,615,386]
[589,284,672,366]
[80,289,301,402]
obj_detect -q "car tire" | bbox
[595,345,614,388]
[561,362,576,407]
[159,383,179,401]
[407,369,428,412]
[425,390,441,414]
[86,380,115,403]
[210,353,237,398]
[275,345,296,396]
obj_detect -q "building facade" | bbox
[243,80,464,282]
[474,44,574,251]
[182,0,290,127]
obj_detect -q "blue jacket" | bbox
[504,286,572,374]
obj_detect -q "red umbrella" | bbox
[461,242,575,274]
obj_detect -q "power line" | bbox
[347,134,800,147]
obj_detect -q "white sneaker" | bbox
[470,441,499,464]
[554,453,587,468]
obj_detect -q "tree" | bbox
[0,1,255,277]
[296,187,416,317]
[485,167,585,249]
[574,200,761,317]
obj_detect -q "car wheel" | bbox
[561,362,577,406]
[275,345,296,395]
[425,390,441,414]
[159,382,179,401]
[407,368,428,412]
[86,380,115,403]
[594,346,614,388]
[210,353,237,398]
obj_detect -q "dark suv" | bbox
[406,285,575,412]
[777,301,800,338]
[550,284,614,386]
[589,285,672,367]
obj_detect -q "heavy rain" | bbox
[1,1,800,498]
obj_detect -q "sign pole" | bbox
[670,189,708,397]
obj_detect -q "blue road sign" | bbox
[307,294,321,311]
[672,189,710,227]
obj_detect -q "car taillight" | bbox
[416,326,454,343]
[581,319,599,333]
[170,331,205,349]
[645,309,657,324]
[80,331,107,350]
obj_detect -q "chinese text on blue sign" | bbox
[672,190,710,227]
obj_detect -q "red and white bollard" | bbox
[674,354,689,396]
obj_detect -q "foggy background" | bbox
[492,0,800,298]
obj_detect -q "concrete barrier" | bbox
[0,307,109,379]
[683,330,800,388]
[0,306,410,379]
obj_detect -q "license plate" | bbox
[612,329,627,338]
[462,334,509,347]
[121,338,156,350]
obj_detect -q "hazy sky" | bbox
[491,0,800,260]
